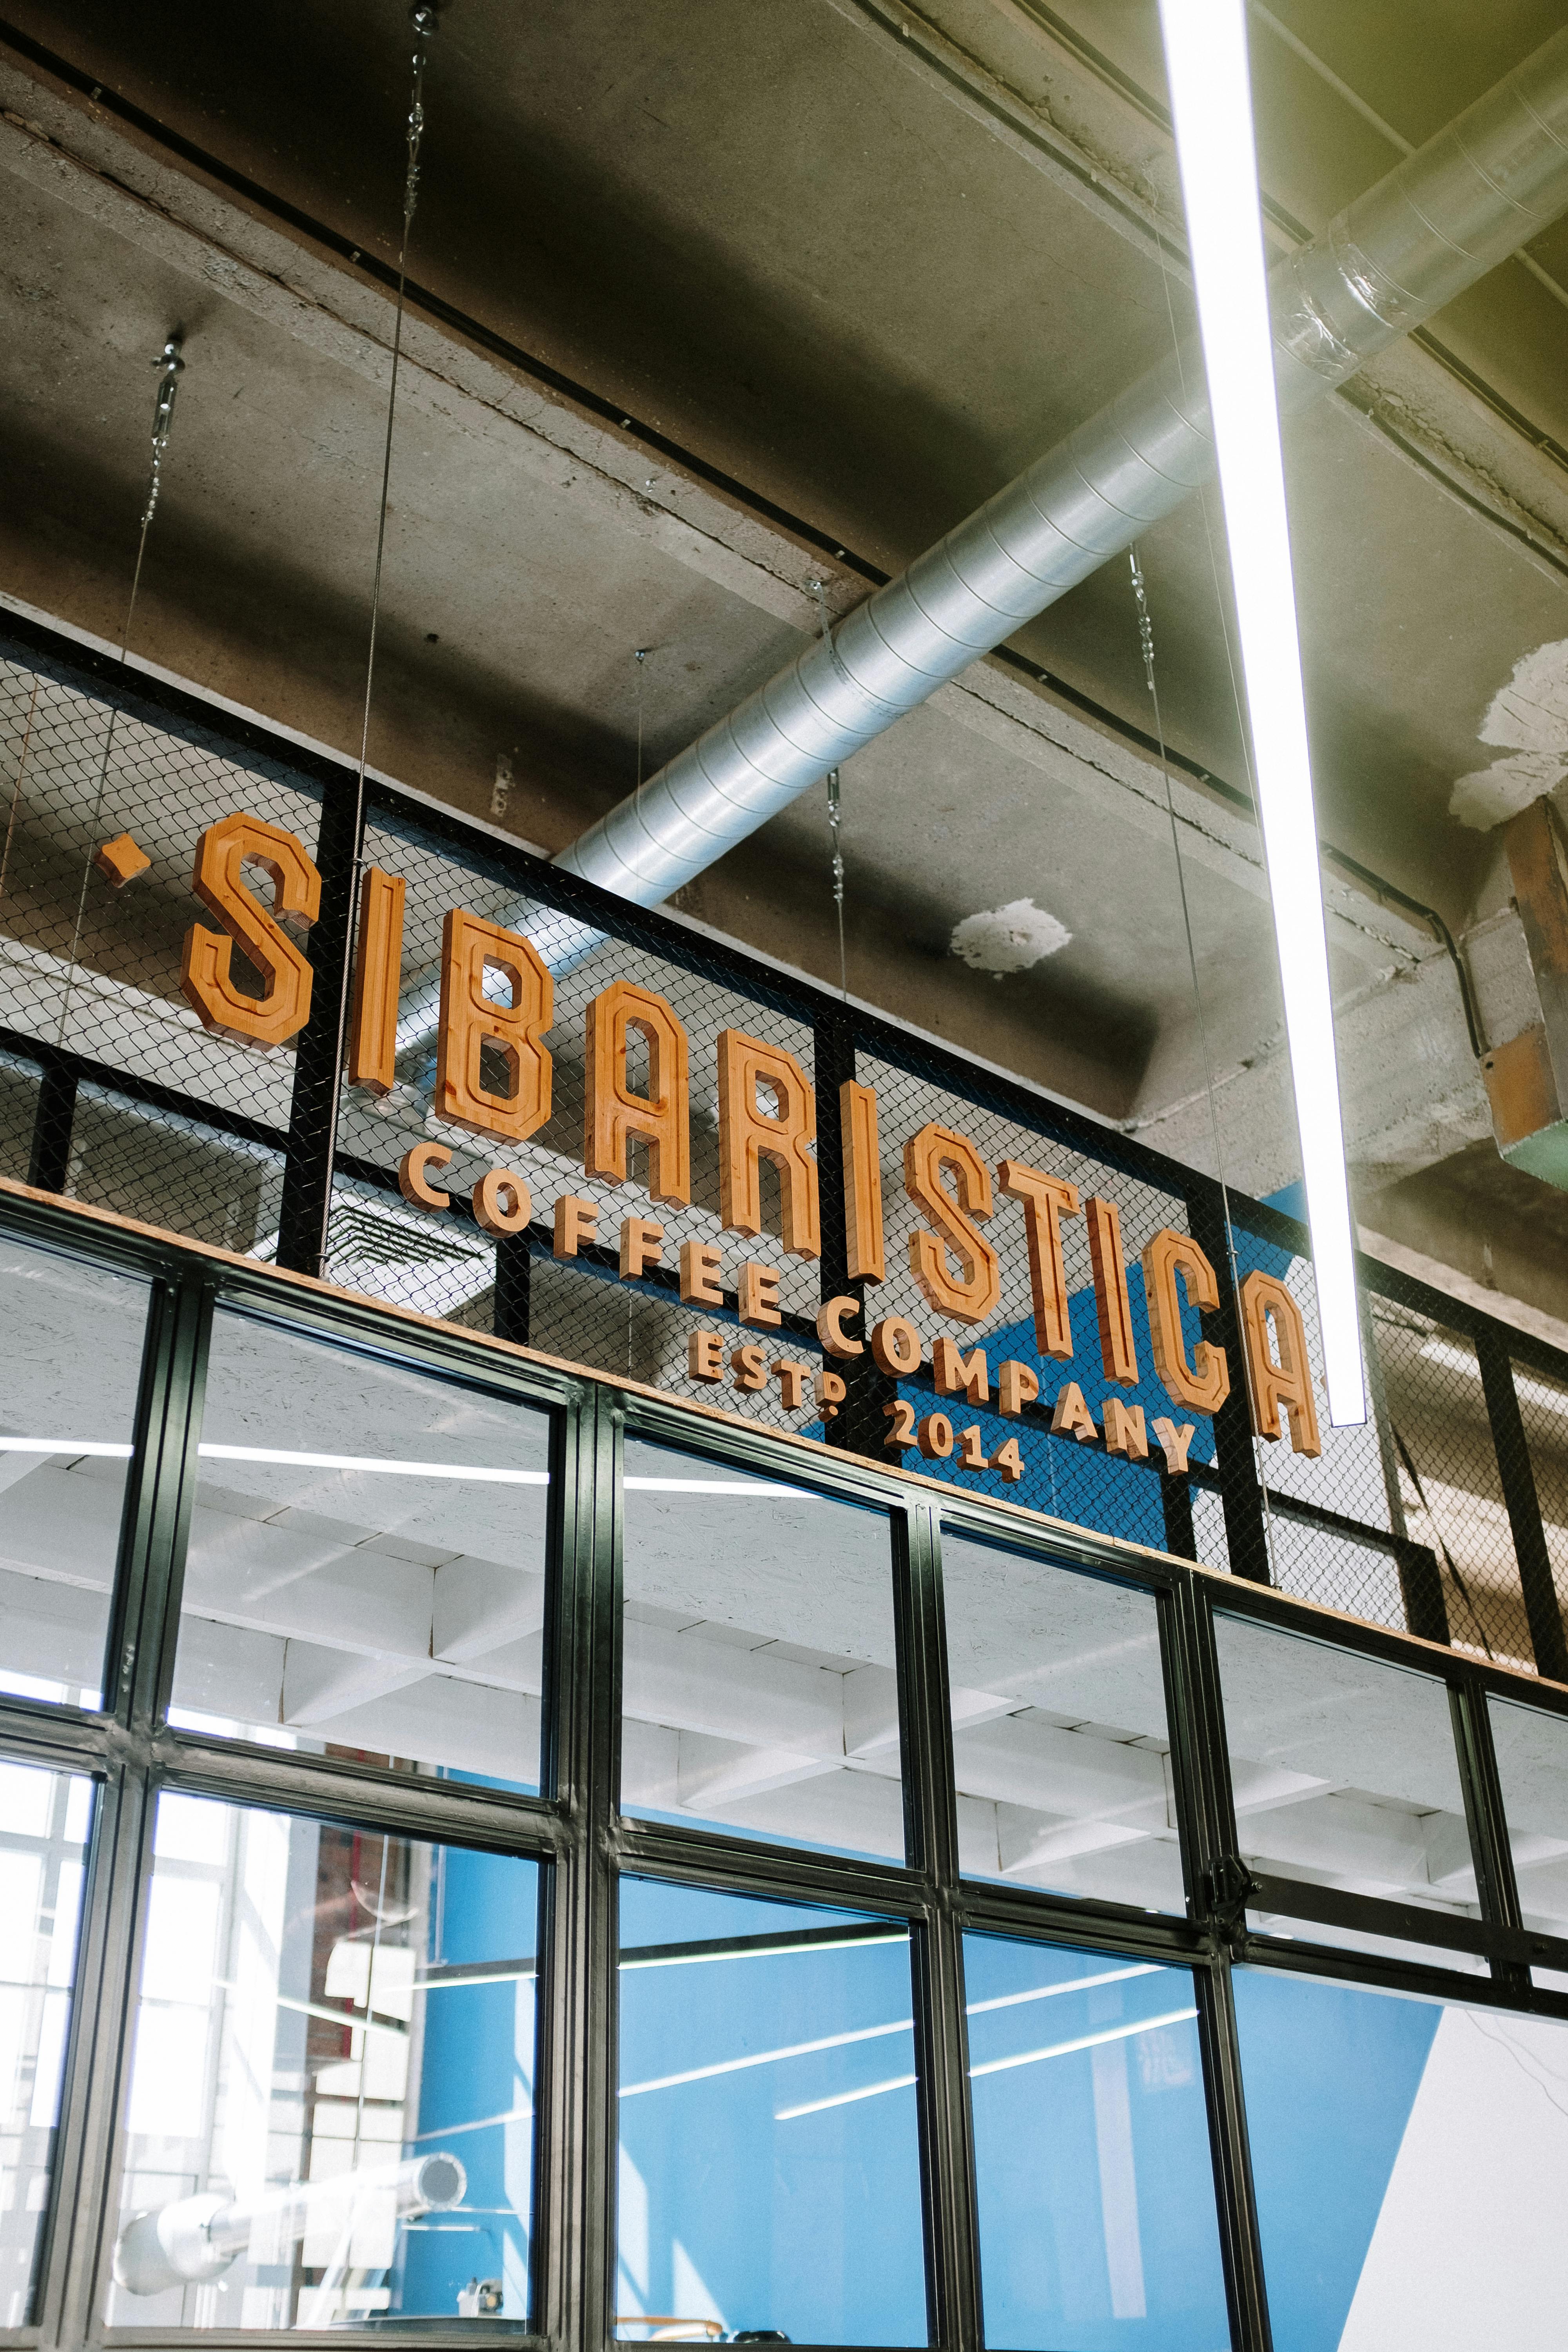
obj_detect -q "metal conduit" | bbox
[552,27,1568,911]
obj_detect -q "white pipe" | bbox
[112,2151,467,2297]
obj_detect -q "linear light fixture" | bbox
[1159,0,1367,1426]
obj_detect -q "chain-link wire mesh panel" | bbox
[330,797,828,1433]
[1366,1289,1532,1668]
[0,652,319,1100]
[0,1049,40,1183]
[1225,1212,1395,1537]
[851,1042,1208,1549]
[69,1083,286,1258]
[1513,1357,1568,1652]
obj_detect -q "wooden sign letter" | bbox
[584,980,691,1205]
[998,1160,1080,1359]
[841,1080,885,1282]
[436,908,553,1143]
[933,1338,989,1404]
[1240,1271,1323,1458]
[180,813,321,1048]
[1142,1227,1230,1416]
[717,1029,820,1259]
[348,866,405,1095]
[1085,1196,1138,1387]
[904,1124,1000,1326]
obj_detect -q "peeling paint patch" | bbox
[1450,751,1565,832]
[949,897,1071,975]
[1480,639,1568,754]
[1452,641,1568,829]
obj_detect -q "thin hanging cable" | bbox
[311,1,438,1278]
[1127,543,1278,1578]
[56,335,184,1047]
[1142,181,1284,1575]
[635,647,647,789]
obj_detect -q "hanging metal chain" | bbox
[142,337,185,529]
[826,766,847,1000]
[809,579,850,1000]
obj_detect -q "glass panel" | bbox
[942,1534,1181,1912]
[1236,1967,1568,2352]
[171,1309,550,1790]
[106,1795,539,2329]
[1486,1695,1568,1954]
[620,1440,903,1861]
[1215,1615,1477,1936]
[0,1760,92,2324]
[615,1878,925,2344]
[0,1231,150,1710]
[965,1931,1228,2350]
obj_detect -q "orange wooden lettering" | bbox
[774,1359,811,1410]
[717,1030,820,1258]
[688,1330,725,1382]
[817,1296,864,1356]
[997,1360,1040,1418]
[553,1194,599,1258]
[933,1337,989,1403]
[436,908,553,1144]
[870,1316,922,1375]
[347,866,405,1095]
[1102,1396,1149,1460]
[397,1142,452,1211]
[1142,1227,1230,1416]
[998,1160,1080,1359]
[1240,1271,1323,1457]
[619,1216,665,1279]
[472,1169,532,1236]
[730,1343,769,1392]
[904,1123,1000,1326]
[679,1240,724,1306]
[1085,1196,1138,1387]
[739,1261,782,1328]
[841,1080,885,1283]
[584,980,691,1205]
[180,813,321,1048]
[815,1369,847,1419]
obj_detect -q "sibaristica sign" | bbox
[170,811,1322,1475]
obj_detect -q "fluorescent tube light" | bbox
[1159,0,1366,1426]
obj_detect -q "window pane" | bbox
[966,1931,1227,2350]
[0,1232,150,1710]
[620,1440,903,1860]
[1486,1695,1568,1956]
[616,1878,925,2344]
[1236,1968,1568,2352]
[0,1760,93,2325]
[943,1533,1180,1911]
[107,1795,538,2329]
[1215,1616,1476,1944]
[171,1310,550,1789]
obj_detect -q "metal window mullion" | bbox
[898,1502,982,2352]
[1476,1330,1568,1683]
[42,1762,157,2352]
[1164,1576,1274,2352]
[535,1385,619,2350]
[120,1269,215,1736]
[1450,1674,1529,1996]
[1185,1187,1270,1584]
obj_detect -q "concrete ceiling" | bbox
[5,0,1568,1308]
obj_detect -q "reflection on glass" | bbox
[620,1441,902,1860]
[107,1796,538,2329]
[615,1878,925,2344]
[1215,1616,1477,1949]
[170,1311,550,1789]
[966,1932,1226,2350]
[0,1760,91,2324]
[0,1233,149,1711]
[942,1534,1180,1911]
[1236,1968,1568,2352]
[1486,1695,1568,1958]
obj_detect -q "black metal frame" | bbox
[4,600,1566,1683]
[1,1181,1567,2352]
